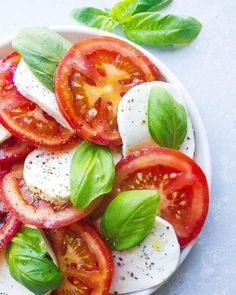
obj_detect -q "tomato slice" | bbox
[0,167,21,249]
[55,37,160,146]
[0,89,76,148]
[0,136,33,165]
[0,52,21,94]
[0,165,97,228]
[108,148,209,248]
[0,52,76,148]
[47,221,113,295]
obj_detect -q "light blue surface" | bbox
[0,0,235,294]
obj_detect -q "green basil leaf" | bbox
[6,227,63,295]
[123,13,202,46]
[12,27,72,91]
[72,7,119,32]
[101,190,160,251]
[70,142,115,209]
[134,0,173,14]
[148,86,187,149]
[110,0,138,24]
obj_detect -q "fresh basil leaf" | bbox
[6,227,63,295]
[134,0,173,13]
[72,7,119,32]
[123,13,202,46]
[101,190,160,251]
[110,0,138,24]
[12,27,72,91]
[148,86,187,149]
[70,142,115,209]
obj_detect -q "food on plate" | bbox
[0,26,209,295]
[118,81,195,158]
[6,227,64,295]
[110,216,180,294]
[55,36,160,145]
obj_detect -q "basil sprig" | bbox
[6,227,63,295]
[71,7,119,32]
[72,0,201,47]
[124,13,202,46]
[101,190,160,251]
[148,86,187,149]
[70,142,115,209]
[12,27,72,91]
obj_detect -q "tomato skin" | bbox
[0,167,21,250]
[55,36,160,146]
[0,136,34,166]
[48,221,114,295]
[111,148,209,248]
[0,165,98,229]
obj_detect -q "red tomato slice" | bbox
[0,136,33,166]
[0,52,21,94]
[1,165,97,228]
[0,89,76,148]
[0,52,76,148]
[55,37,160,146]
[47,221,114,295]
[0,167,21,249]
[109,148,209,248]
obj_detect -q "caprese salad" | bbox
[0,27,209,295]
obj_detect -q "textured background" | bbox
[0,0,236,294]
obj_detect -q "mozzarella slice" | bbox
[118,81,195,158]
[24,144,122,204]
[14,59,72,131]
[110,216,180,294]
[0,124,11,143]
[24,145,78,204]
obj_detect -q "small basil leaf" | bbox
[134,0,173,14]
[148,86,187,149]
[123,13,202,46]
[72,7,119,32]
[12,27,72,91]
[110,0,138,24]
[6,227,63,295]
[70,142,115,209]
[101,190,160,251]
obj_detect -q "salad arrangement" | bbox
[0,26,209,295]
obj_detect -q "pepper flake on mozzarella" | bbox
[118,81,195,158]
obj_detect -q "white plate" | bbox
[0,26,211,295]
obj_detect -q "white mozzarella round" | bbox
[24,145,79,204]
[118,81,195,158]
[14,59,72,131]
[110,216,180,294]
[24,144,122,204]
[0,124,11,144]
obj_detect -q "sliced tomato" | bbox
[0,52,76,148]
[108,148,209,248]
[0,52,21,94]
[55,37,160,146]
[0,165,98,228]
[0,136,33,165]
[47,221,113,295]
[0,89,76,148]
[0,167,21,249]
